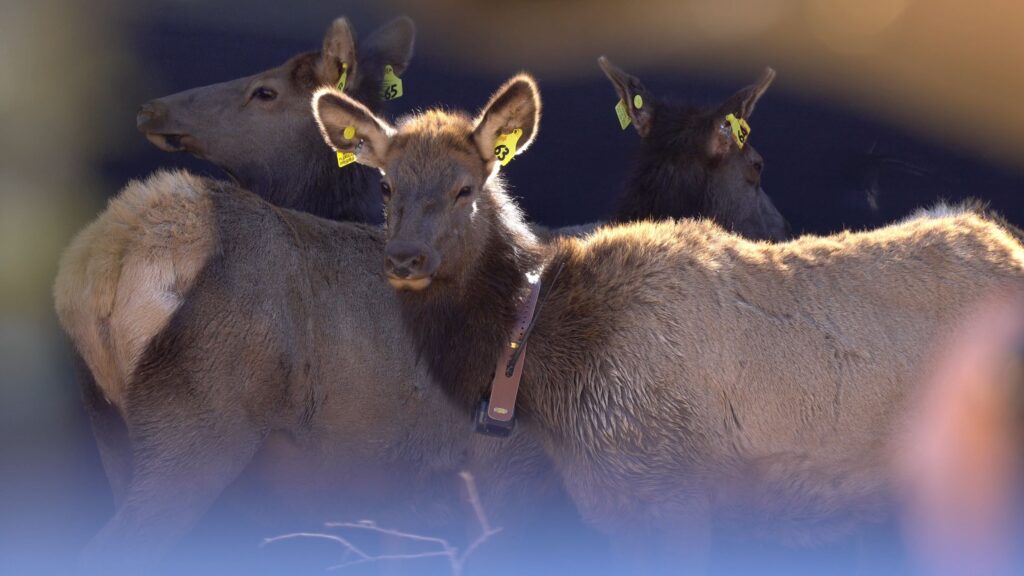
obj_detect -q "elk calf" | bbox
[314,74,1024,572]
[601,57,789,241]
[137,16,415,222]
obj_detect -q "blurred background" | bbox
[2,0,1023,573]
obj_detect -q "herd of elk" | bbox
[52,11,1023,576]
[314,74,1024,573]
[56,17,596,575]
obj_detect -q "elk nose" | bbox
[136,101,168,132]
[385,241,430,279]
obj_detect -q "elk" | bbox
[136,16,416,223]
[600,57,790,241]
[313,73,1024,573]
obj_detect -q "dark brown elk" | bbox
[136,16,415,223]
[313,73,1024,573]
[600,57,790,241]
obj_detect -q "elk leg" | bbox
[75,350,132,508]
[79,370,265,575]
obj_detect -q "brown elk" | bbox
[600,57,790,241]
[313,73,1024,573]
[136,16,415,223]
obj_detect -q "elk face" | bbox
[704,67,788,241]
[136,17,415,186]
[313,75,541,291]
[601,58,789,240]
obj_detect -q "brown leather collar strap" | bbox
[485,274,542,423]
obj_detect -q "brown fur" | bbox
[53,170,585,572]
[534,215,1023,538]
[54,171,217,411]
[314,76,1024,571]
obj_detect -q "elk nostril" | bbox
[136,102,169,131]
[386,243,431,279]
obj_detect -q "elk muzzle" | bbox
[137,100,190,153]
[384,240,438,291]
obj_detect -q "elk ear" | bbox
[709,67,775,159]
[313,88,394,169]
[472,75,541,170]
[598,56,654,137]
[318,18,358,89]
[362,16,416,76]
[720,67,776,121]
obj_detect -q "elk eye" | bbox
[380,181,392,200]
[456,186,473,201]
[752,159,764,173]
[252,87,277,101]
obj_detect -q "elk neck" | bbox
[243,131,381,224]
[397,190,546,412]
[615,104,711,223]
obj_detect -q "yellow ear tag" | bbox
[336,151,357,168]
[381,65,404,101]
[336,125,357,168]
[615,99,631,130]
[724,113,751,149]
[494,128,523,167]
[336,62,349,91]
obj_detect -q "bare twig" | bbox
[262,471,503,575]
[459,470,492,534]
[263,532,370,566]
[324,520,453,548]
[456,471,502,568]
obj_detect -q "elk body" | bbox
[601,58,790,241]
[136,17,416,223]
[314,74,1024,572]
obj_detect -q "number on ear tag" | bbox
[336,62,349,92]
[615,99,631,130]
[381,65,404,101]
[724,113,751,149]
[337,151,357,168]
[494,128,523,167]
